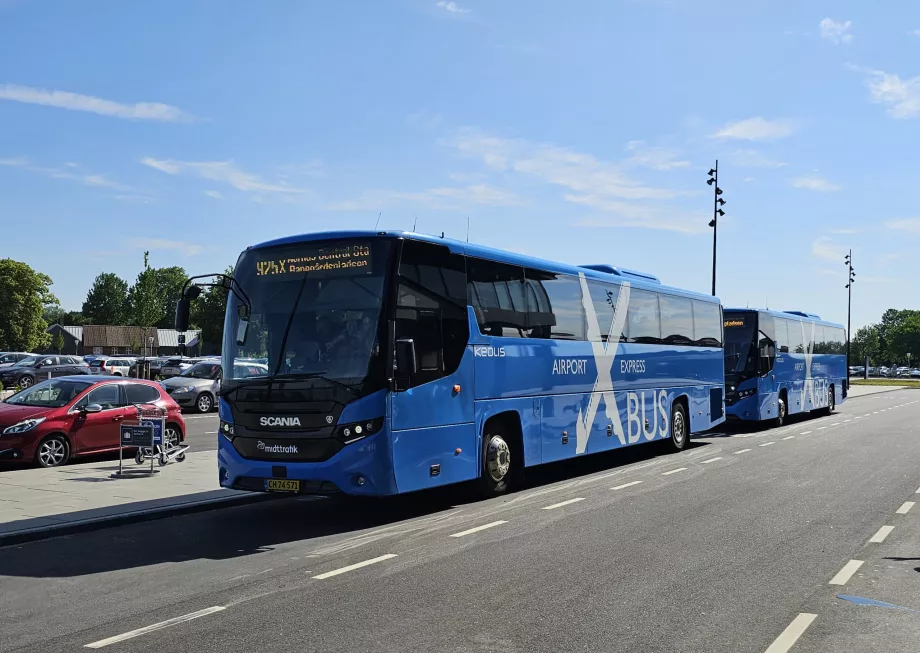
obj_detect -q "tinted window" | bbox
[76,384,124,410]
[659,295,694,345]
[626,289,660,344]
[123,383,161,405]
[774,318,789,353]
[692,301,722,347]
[397,241,469,386]
[813,326,827,354]
[525,271,586,340]
[467,258,528,337]
[787,319,805,354]
[587,281,626,343]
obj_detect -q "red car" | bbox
[0,375,186,467]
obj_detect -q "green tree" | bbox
[52,330,65,354]
[877,309,920,363]
[191,266,233,352]
[886,313,920,366]
[0,259,57,351]
[83,272,130,325]
[128,252,162,327]
[154,266,188,328]
[850,324,881,366]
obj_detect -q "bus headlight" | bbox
[336,417,384,444]
[219,420,235,439]
[738,388,756,398]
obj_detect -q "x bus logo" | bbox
[575,273,631,453]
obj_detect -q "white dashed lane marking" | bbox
[450,521,508,538]
[869,526,894,544]
[783,436,795,441]
[763,613,817,653]
[542,497,586,510]
[84,607,227,648]
[736,448,752,454]
[896,501,915,515]
[611,480,643,490]
[701,457,722,464]
[661,467,687,476]
[799,431,812,435]
[759,442,775,447]
[311,554,398,579]
[829,560,864,586]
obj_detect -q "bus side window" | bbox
[774,319,789,353]
[467,258,528,337]
[397,240,469,387]
[691,300,722,348]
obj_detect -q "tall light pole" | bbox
[844,250,855,366]
[707,162,725,296]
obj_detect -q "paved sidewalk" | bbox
[848,384,912,398]
[0,452,267,545]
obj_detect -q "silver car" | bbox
[159,360,267,412]
[0,352,38,370]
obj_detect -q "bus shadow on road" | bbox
[0,439,708,580]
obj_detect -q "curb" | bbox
[848,385,916,397]
[0,492,282,548]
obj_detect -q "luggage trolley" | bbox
[131,403,189,467]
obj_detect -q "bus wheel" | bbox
[478,430,514,496]
[824,387,835,416]
[669,402,688,452]
[775,394,787,427]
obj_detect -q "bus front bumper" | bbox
[217,431,396,497]
[725,393,760,421]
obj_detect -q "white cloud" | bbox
[812,236,847,261]
[859,68,920,119]
[710,117,795,141]
[569,195,710,235]
[819,18,853,44]
[127,237,203,256]
[791,175,841,192]
[623,141,690,171]
[204,190,224,200]
[742,177,755,183]
[911,30,920,38]
[449,130,687,200]
[729,149,788,168]
[436,1,470,13]
[885,217,920,233]
[0,156,131,191]
[0,84,193,122]
[141,158,306,194]
[830,227,861,234]
[326,184,523,211]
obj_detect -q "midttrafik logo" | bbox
[256,441,299,454]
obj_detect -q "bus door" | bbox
[757,313,778,419]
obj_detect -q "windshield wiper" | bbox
[271,372,360,393]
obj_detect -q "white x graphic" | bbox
[575,273,631,454]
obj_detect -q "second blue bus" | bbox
[723,309,847,426]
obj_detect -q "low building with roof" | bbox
[43,325,201,357]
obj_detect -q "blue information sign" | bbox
[141,419,164,446]
[120,424,154,447]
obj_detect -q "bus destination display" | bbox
[255,243,372,278]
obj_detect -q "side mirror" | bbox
[82,403,103,414]
[395,338,417,390]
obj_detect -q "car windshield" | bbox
[0,354,21,364]
[180,362,222,379]
[222,238,392,391]
[5,379,92,407]
[13,356,39,368]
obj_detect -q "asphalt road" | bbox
[2,390,919,653]
[0,412,219,471]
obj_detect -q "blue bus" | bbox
[177,231,726,497]
[723,309,847,426]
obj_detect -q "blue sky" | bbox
[1,0,919,331]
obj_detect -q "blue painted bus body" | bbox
[723,308,847,424]
[215,231,726,496]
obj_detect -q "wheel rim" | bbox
[779,399,786,420]
[829,389,835,410]
[673,411,686,446]
[165,427,180,449]
[485,435,511,483]
[20,376,33,388]
[198,395,212,412]
[39,439,66,466]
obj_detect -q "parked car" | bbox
[0,376,185,467]
[0,352,38,370]
[0,355,89,389]
[848,366,865,376]
[911,369,920,378]
[895,366,911,378]
[160,360,266,412]
[88,357,135,376]
[159,357,197,378]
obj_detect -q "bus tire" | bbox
[477,426,516,496]
[823,386,835,416]
[669,401,689,452]
[774,393,787,427]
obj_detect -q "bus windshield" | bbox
[723,313,758,382]
[223,238,393,393]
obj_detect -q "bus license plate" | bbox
[265,479,300,493]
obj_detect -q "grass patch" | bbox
[850,378,920,387]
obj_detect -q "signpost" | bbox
[116,423,155,476]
